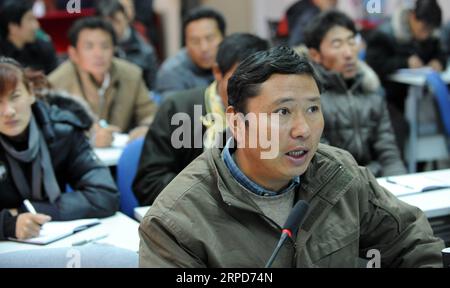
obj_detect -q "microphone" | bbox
[265,200,310,268]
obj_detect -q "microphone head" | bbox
[283,200,310,238]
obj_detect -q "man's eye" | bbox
[275,108,290,115]
[307,106,320,113]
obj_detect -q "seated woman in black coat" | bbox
[0,57,119,241]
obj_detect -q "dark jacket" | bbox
[0,39,58,75]
[133,87,206,205]
[366,9,447,110]
[139,144,444,268]
[155,49,214,98]
[116,27,159,90]
[318,62,407,177]
[0,93,119,240]
[285,0,320,47]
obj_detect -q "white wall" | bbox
[154,0,181,57]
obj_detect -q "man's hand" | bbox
[408,55,424,69]
[16,213,51,240]
[128,126,149,141]
[92,123,121,148]
[428,59,443,72]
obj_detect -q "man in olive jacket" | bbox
[139,47,444,268]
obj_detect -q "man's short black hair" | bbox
[68,17,117,47]
[414,0,442,29]
[217,33,269,75]
[304,10,357,50]
[228,46,322,113]
[182,7,226,41]
[95,0,127,19]
[0,0,34,38]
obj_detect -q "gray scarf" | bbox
[0,115,61,203]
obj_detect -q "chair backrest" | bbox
[117,137,144,218]
[425,71,450,137]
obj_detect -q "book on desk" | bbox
[8,218,100,245]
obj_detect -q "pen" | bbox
[421,185,450,192]
[385,178,415,190]
[23,199,37,214]
[72,234,109,246]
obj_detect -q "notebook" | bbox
[9,218,100,245]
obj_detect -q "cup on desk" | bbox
[443,248,450,268]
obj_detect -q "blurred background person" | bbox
[96,0,158,90]
[0,0,58,74]
[155,7,225,98]
[0,57,118,241]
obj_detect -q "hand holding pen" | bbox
[14,199,51,240]
[92,119,121,148]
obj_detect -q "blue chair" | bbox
[117,137,144,218]
[426,71,450,137]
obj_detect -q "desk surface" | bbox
[94,147,123,166]
[378,169,450,218]
[0,212,139,255]
[134,206,150,222]
[389,68,450,86]
[93,133,129,166]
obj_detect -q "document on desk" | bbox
[112,133,129,148]
[379,174,450,197]
[8,218,100,245]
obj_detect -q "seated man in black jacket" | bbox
[304,11,406,177]
[366,0,446,119]
[133,33,269,205]
[0,57,119,241]
[96,0,158,90]
[367,0,446,153]
[0,0,58,74]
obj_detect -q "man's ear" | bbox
[226,105,246,145]
[308,48,322,64]
[212,63,223,82]
[68,46,79,64]
[8,23,19,37]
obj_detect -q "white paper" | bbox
[9,219,100,245]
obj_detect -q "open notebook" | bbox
[9,218,100,245]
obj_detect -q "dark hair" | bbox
[227,46,323,113]
[304,10,357,50]
[0,0,34,38]
[0,57,49,99]
[68,17,117,47]
[95,0,127,19]
[217,33,269,75]
[414,0,442,29]
[182,7,226,42]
